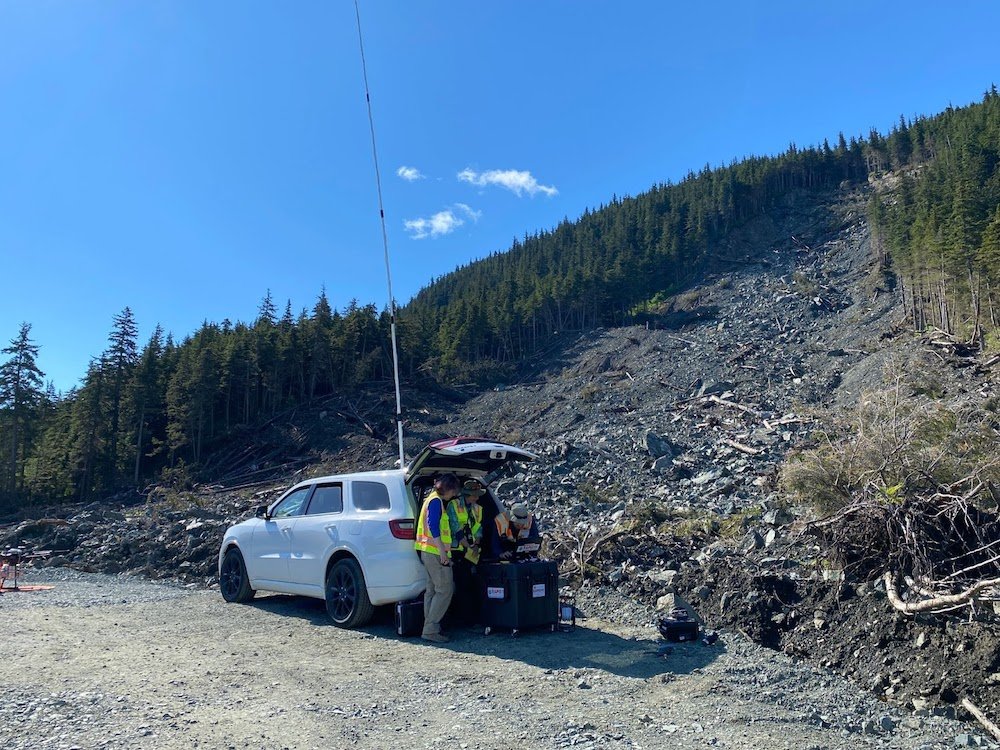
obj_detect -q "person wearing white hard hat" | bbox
[490,502,539,560]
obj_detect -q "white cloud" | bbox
[453,203,482,221]
[457,167,558,197]
[396,165,424,181]
[403,203,481,240]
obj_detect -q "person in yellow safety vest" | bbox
[444,479,487,625]
[448,479,485,562]
[491,502,539,560]
[414,473,461,643]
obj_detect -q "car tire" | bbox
[220,548,255,603]
[325,558,375,628]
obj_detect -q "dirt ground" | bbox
[0,571,987,750]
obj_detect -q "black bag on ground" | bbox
[395,596,424,637]
[658,608,699,642]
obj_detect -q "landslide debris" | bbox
[4,184,999,730]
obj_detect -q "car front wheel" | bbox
[220,548,255,603]
[325,558,375,628]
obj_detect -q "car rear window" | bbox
[352,481,391,511]
[306,484,343,515]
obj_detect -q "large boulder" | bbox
[644,431,676,459]
[655,592,704,624]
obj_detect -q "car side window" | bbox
[271,487,311,518]
[306,484,343,515]
[352,481,390,511]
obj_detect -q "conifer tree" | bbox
[132,326,163,484]
[978,205,1000,329]
[105,307,139,488]
[70,358,108,500]
[0,323,45,495]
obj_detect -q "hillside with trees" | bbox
[867,91,1000,341]
[2,88,999,514]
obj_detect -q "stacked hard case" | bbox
[478,560,559,635]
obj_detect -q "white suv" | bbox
[217,439,537,627]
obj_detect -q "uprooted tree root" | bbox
[784,374,1000,617]
[805,494,1000,614]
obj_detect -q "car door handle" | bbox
[281,527,292,535]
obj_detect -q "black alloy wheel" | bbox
[325,558,375,628]
[220,548,255,603]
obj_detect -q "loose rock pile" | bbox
[2,495,257,585]
[4,184,999,731]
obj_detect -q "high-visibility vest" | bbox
[451,498,469,549]
[495,511,533,541]
[415,491,452,556]
[495,512,511,540]
[467,503,484,563]
[468,503,483,542]
[448,499,484,547]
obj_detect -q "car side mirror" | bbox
[255,505,269,520]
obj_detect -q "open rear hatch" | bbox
[404,437,538,484]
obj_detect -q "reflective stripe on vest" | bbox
[495,512,514,541]
[449,499,483,549]
[415,491,452,556]
[495,511,531,541]
[452,499,469,546]
[469,503,483,541]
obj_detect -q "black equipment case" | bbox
[657,614,699,642]
[478,560,559,634]
[395,596,424,637]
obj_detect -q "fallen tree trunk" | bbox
[720,438,762,456]
[962,698,1000,744]
[882,571,1000,614]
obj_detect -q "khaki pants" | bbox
[420,551,454,636]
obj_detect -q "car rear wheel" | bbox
[325,558,374,628]
[220,548,255,603]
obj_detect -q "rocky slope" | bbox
[4,183,999,731]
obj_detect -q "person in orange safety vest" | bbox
[490,502,539,559]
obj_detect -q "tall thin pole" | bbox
[354,0,406,468]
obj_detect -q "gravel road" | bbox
[0,569,990,750]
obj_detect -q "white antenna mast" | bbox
[354,0,406,468]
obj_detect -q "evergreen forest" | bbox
[3,88,1000,513]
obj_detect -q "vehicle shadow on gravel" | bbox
[248,596,720,680]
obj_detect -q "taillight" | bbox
[389,519,416,540]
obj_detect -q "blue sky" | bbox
[2,1,999,393]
